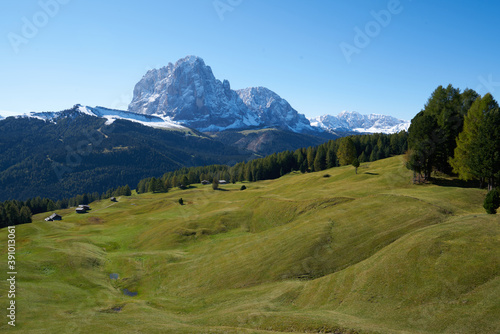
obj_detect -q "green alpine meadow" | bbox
[1,156,498,333]
[2,2,500,332]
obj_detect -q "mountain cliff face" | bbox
[128,56,316,133]
[309,111,410,134]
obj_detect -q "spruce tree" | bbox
[326,148,336,168]
[20,206,32,224]
[181,176,190,188]
[124,185,132,196]
[314,146,327,172]
[407,112,440,180]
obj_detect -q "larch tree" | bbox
[337,137,357,166]
[450,93,500,190]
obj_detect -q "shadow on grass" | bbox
[365,172,379,176]
[432,177,480,189]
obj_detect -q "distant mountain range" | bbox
[3,56,409,136]
[127,55,409,134]
[23,104,329,156]
[309,111,410,134]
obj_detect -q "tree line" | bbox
[135,131,408,194]
[405,85,500,191]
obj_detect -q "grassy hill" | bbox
[1,156,498,333]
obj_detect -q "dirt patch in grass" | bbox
[86,217,105,225]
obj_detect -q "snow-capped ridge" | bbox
[310,111,410,134]
[29,105,187,130]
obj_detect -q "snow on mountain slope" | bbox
[128,56,317,133]
[309,111,410,134]
[29,105,187,130]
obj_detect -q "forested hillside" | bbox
[0,112,252,201]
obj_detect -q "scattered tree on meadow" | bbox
[178,198,184,205]
[352,158,360,174]
[484,188,500,214]
[212,179,219,190]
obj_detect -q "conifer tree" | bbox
[314,146,327,172]
[20,206,32,224]
[352,158,360,174]
[124,185,132,196]
[337,137,356,166]
[326,148,336,168]
[181,175,190,188]
[407,112,440,180]
[306,147,315,171]
[450,93,500,190]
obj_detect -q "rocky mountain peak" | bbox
[128,56,317,133]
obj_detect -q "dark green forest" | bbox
[0,107,253,202]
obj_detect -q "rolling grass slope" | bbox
[0,156,498,333]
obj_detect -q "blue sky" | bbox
[1,0,499,120]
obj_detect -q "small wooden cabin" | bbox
[76,207,87,214]
[45,213,62,221]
